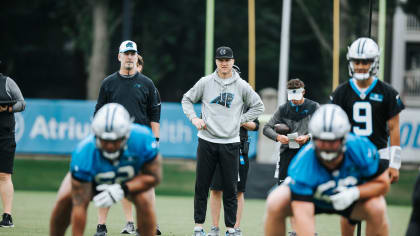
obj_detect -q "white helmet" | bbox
[346,37,380,80]
[91,103,132,160]
[309,104,351,161]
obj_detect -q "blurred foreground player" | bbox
[264,104,390,236]
[49,103,161,236]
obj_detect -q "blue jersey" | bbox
[288,133,380,210]
[70,124,158,185]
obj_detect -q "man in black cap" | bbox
[182,46,264,236]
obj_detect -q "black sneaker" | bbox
[156,224,162,235]
[0,213,14,228]
[94,224,107,236]
[135,225,162,235]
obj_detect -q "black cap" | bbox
[215,46,234,59]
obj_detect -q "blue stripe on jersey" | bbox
[349,77,378,99]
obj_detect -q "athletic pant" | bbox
[210,141,249,192]
[194,138,240,227]
[277,148,299,185]
[406,172,420,236]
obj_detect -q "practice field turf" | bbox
[0,191,413,236]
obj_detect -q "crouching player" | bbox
[264,104,390,236]
[49,103,162,236]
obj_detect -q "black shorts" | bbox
[0,138,16,174]
[210,142,249,193]
[315,201,359,225]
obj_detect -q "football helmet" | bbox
[347,37,380,80]
[91,103,132,160]
[309,104,351,161]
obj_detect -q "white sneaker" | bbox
[234,228,242,236]
[121,221,136,234]
[193,226,206,236]
[225,228,236,236]
[207,226,220,236]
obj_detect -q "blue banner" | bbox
[15,99,258,158]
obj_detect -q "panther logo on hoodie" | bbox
[211,93,234,108]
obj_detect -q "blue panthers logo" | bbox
[211,93,234,108]
[126,42,134,48]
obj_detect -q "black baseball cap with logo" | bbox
[215,46,234,59]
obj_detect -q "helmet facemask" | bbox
[314,136,347,162]
[348,58,378,81]
[95,136,129,161]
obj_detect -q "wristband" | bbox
[155,137,160,142]
[121,182,130,196]
[389,146,402,169]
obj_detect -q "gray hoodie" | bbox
[182,70,264,143]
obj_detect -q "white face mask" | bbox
[287,88,304,101]
[319,151,339,161]
[353,72,370,81]
[102,150,121,160]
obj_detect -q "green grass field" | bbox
[0,191,414,236]
[2,157,416,235]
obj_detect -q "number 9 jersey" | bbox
[70,124,158,185]
[330,77,405,150]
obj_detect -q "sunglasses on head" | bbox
[352,59,373,65]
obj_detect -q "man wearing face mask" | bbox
[263,78,319,185]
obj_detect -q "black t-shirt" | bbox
[331,78,405,149]
[95,72,161,126]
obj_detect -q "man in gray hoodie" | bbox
[182,46,264,236]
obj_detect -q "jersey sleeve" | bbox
[141,130,159,163]
[346,134,380,178]
[330,83,347,107]
[129,125,159,164]
[384,84,405,121]
[70,136,96,182]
